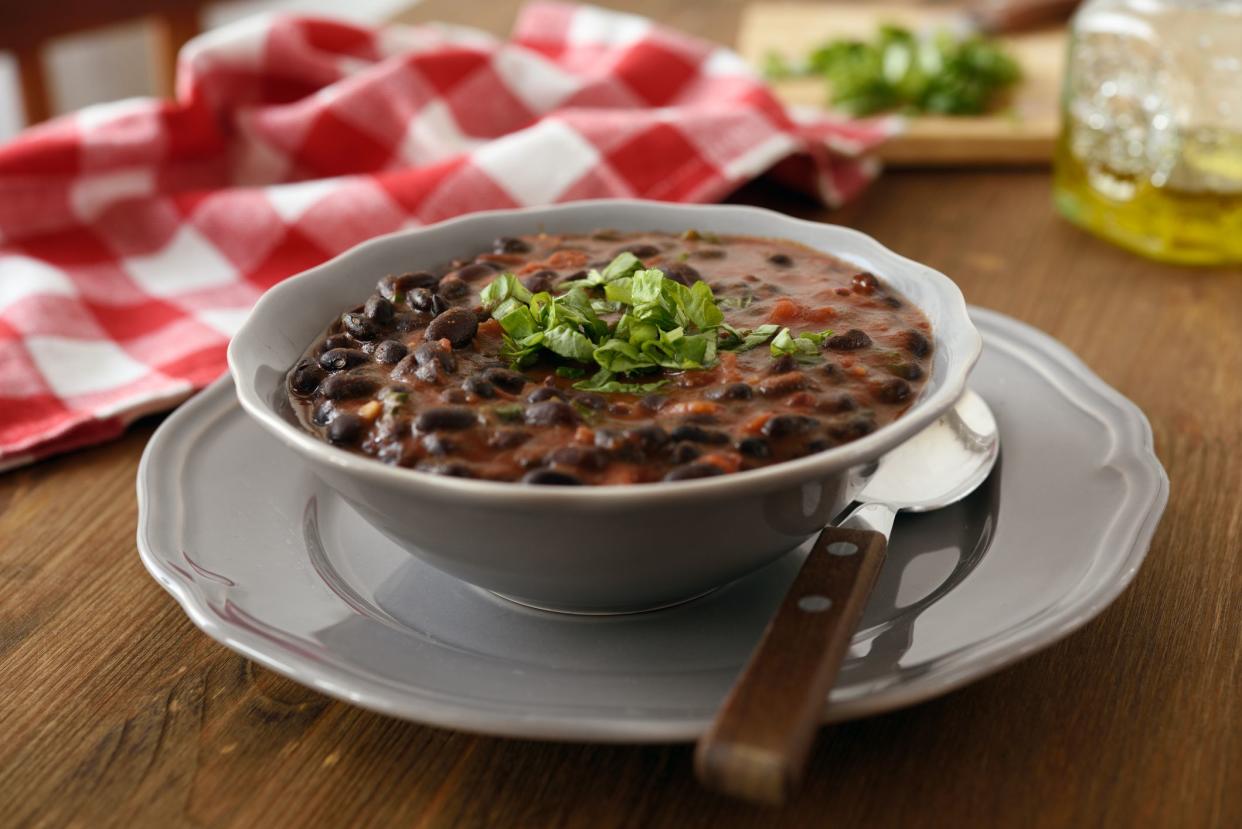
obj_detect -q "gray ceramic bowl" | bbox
[228,200,980,613]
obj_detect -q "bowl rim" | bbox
[227,199,982,504]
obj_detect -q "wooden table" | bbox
[2,2,1239,826]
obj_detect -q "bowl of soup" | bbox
[228,200,980,612]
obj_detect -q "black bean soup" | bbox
[287,231,933,485]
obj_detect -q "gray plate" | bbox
[137,308,1168,742]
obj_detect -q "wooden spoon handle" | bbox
[694,523,889,805]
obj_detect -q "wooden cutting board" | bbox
[737,3,1066,166]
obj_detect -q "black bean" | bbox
[395,356,433,384]
[413,341,457,371]
[524,400,579,426]
[391,354,423,382]
[326,413,364,445]
[804,438,832,454]
[482,367,526,393]
[658,262,701,285]
[706,382,754,401]
[769,354,797,374]
[890,362,923,381]
[432,294,450,315]
[522,468,583,485]
[521,269,557,294]
[616,243,660,259]
[416,461,474,478]
[320,333,354,353]
[319,347,369,372]
[829,414,876,441]
[670,424,729,444]
[463,376,496,399]
[670,442,701,464]
[874,378,912,404]
[378,271,437,300]
[757,371,809,397]
[826,329,872,351]
[364,294,394,324]
[883,295,903,309]
[767,253,793,266]
[493,236,531,254]
[737,436,770,458]
[455,262,498,282]
[320,373,379,400]
[819,393,857,414]
[289,360,325,395]
[408,288,436,312]
[393,311,431,332]
[488,430,531,449]
[904,330,931,358]
[852,272,880,294]
[415,407,477,431]
[638,394,668,412]
[547,445,608,470]
[437,275,469,299]
[664,463,723,481]
[373,340,408,364]
[311,400,335,426]
[559,269,588,285]
[425,307,478,348]
[623,424,667,452]
[574,392,606,410]
[421,433,457,455]
[762,414,820,438]
[526,387,567,403]
[341,312,380,341]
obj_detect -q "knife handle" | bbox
[694,522,889,805]
[968,0,1082,33]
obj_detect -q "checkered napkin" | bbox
[0,2,894,471]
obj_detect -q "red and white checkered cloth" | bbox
[0,2,894,471]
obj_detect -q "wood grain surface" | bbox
[2,1,1240,827]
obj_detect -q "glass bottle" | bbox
[1053,0,1242,265]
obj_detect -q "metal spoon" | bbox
[695,390,1001,805]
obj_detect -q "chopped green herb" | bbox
[770,327,835,362]
[719,291,754,310]
[764,23,1020,117]
[573,368,668,395]
[719,322,782,352]
[558,250,644,291]
[555,366,587,379]
[478,253,734,381]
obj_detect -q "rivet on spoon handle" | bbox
[694,525,888,805]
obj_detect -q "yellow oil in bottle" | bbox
[1053,131,1242,266]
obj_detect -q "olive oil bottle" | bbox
[1053,0,1242,265]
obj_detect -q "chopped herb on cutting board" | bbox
[764,24,1021,116]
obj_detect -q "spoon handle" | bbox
[694,518,890,805]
